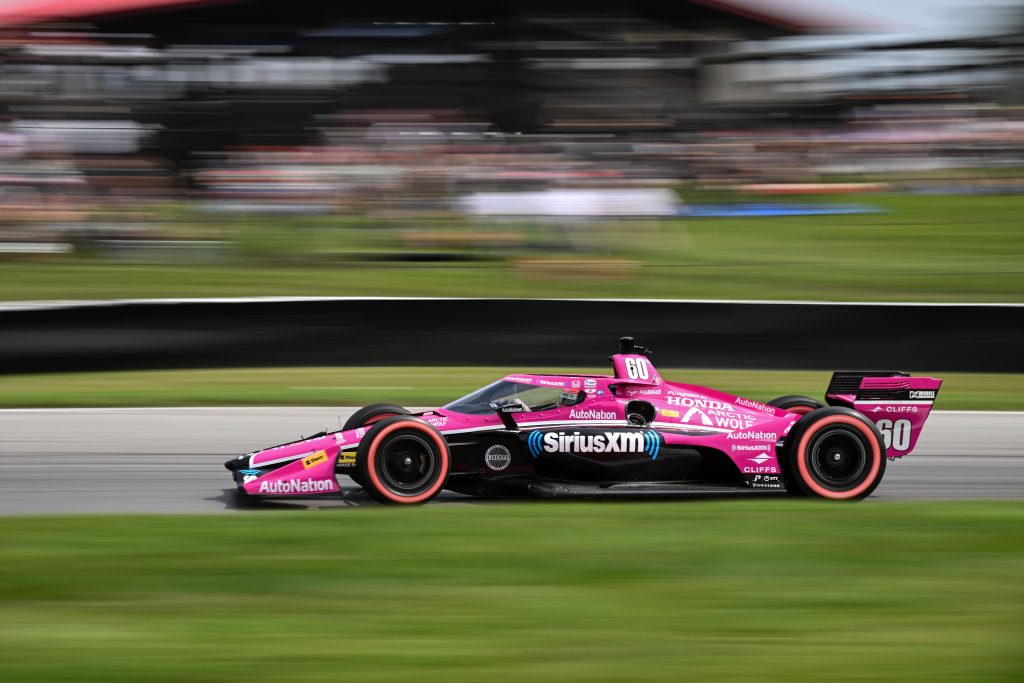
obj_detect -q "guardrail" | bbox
[0,297,1018,374]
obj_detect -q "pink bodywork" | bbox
[831,375,943,458]
[238,353,940,495]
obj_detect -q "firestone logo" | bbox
[257,478,338,494]
[569,408,617,421]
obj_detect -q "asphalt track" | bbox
[0,408,1020,514]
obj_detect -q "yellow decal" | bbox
[661,409,679,418]
[337,451,357,464]
[302,451,328,469]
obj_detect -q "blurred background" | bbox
[0,0,1022,302]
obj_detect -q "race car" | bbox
[225,337,941,504]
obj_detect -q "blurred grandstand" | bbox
[0,0,1022,261]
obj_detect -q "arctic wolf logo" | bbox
[527,430,661,460]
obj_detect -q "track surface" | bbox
[0,408,1020,514]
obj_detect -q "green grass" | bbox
[3,193,1024,302]
[0,366,1019,409]
[0,502,1020,682]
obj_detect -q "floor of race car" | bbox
[0,408,1021,514]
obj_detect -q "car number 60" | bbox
[875,418,911,451]
[624,357,650,380]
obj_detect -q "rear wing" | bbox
[826,371,942,459]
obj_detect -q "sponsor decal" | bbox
[667,396,755,429]
[538,379,565,388]
[336,451,357,467]
[569,408,617,421]
[302,451,328,469]
[597,390,605,396]
[583,379,597,394]
[735,397,775,414]
[731,444,764,452]
[571,380,581,389]
[242,474,259,484]
[239,469,261,476]
[872,404,918,414]
[630,388,661,396]
[681,407,713,426]
[355,427,366,438]
[751,473,782,489]
[426,416,448,427]
[484,445,512,471]
[909,390,936,399]
[667,396,727,409]
[257,478,337,494]
[334,432,346,444]
[660,409,679,418]
[742,452,777,474]
[527,430,660,459]
[727,430,779,441]
[507,376,534,384]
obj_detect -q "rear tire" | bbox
[768,395,824,415]
[343,404,411,488]
[356,416,450,505]
[782,407,886,501]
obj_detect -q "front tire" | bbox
[782,407,886,501]
[356,416,450,505]
[343,404,411,488]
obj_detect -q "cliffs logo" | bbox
[568,408,617,421]
[527,430,660,459]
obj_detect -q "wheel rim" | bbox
[807,427,869,489]
[377,433,441,495]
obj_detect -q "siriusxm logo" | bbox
[527,430,660,460]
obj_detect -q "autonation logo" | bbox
[257,478,337,494]
[527,430,660,459]
[569,408,617,420]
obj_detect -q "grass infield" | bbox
[1,194,1023,302]
[0,502,1020,682]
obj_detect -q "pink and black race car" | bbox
[225,337,941,504]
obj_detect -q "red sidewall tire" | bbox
[343,403,411,431]
[768,395,824,415]
[358,418,449,505]
[786,409,886,501]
